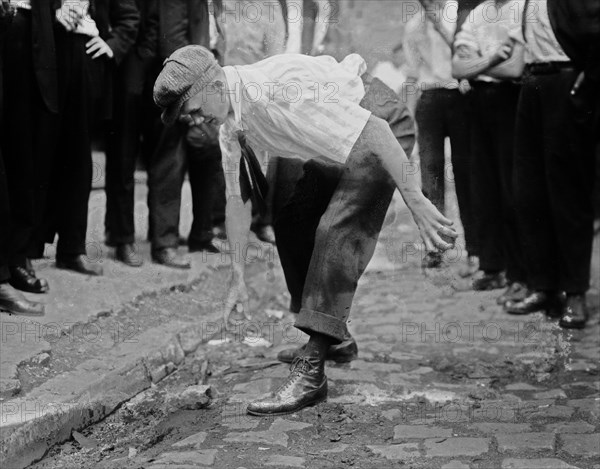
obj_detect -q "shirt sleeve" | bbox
[219,123,242,199]
[403,17,422,80]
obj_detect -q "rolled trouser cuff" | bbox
[294,308,348,344]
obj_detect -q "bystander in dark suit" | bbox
[40,0,138,276]
[0,1,44,316]
[104,0,158,267]
[1,0,58,293]
[145,0,220,269]
[505,0,597,330]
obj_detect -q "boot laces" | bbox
[274,357,314,394]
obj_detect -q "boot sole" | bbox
[0,306,45,317]
[247,381,328,417]
[246,394,327,417]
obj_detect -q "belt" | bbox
[526,62,574,75]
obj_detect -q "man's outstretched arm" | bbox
[219,130,253,323]
[357,115,457,252]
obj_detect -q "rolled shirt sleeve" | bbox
[219,122,243,199]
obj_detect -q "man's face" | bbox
[179,81,230,127]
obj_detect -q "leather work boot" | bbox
[116,243,144,267]
[559,294,588,330]
[472,271,507,291]
[277,336,358,364]
[247,356,327,416]
[9,266,49,294]
[505,290,566,318]
[496,281,527,306]
[0,283,45,316]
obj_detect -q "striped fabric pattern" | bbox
[218,53,372,197]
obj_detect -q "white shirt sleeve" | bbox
[219,123,243,199]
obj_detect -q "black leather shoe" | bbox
[472,271,507,291]
[56,255,103,276]
[152,247,191,269]
[0,283,45,316]
[213,224,227,240]
[505,290,565,317]
[116,243,144,267]
[247,356,327,416]
[9,266,49,294]
[422,251,443,269]
[496,281,527,305]
[277,336,359,364]
[253,225,276,244]
[559,294,588,329]
[188,240,220,254]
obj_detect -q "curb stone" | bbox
[0,318,215,468]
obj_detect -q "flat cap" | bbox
[153,45,220,125]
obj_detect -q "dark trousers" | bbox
[1,11,56,266]
[146,119,187,250]
[105,52,153,246]
[0,44,6,282]
[471,81,525,282]
[514,69,597,293]
[187,143,222,245]
[0,146,9,283]
[416,88,478,256]
[41,29,93,257]
[273,77,416,342]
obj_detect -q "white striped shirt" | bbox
[219,53,372,197]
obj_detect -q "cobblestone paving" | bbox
[31,205,600,469]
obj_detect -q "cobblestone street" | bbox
[26,199,600,469]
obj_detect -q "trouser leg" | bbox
[105,55,147,246]
[0,147,9,282]
[542,70,597,293]
[2,11,55,267]
[273,157,343,313]
[514,74,559,291]
[54,33,92,258]
[188,143,222,245]
[493,84,525,283]
[470,84,505,273]
[416,89,446,213]
[445,90,477,257]
[294,140,396,343]
[147,122,186,251]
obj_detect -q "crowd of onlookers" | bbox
[0,0,598,331]
[0,0,329,316]
[377,0,599,331]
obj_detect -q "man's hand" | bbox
[86,36,113,59]
[458,79,471,95]
[489,41,513,67]
[56,3,85,32]
[408,197,458,253]
[222,275,251,326]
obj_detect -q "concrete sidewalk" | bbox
[1,173,208,399]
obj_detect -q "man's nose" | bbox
[191,115,205,126]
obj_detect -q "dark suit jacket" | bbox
[92,0,140,65]
[1,1,58,113]
[90,0,139,118]
[158,0,211,60]
[548,0,600,84]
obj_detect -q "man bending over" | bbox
[154,45,457,416]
